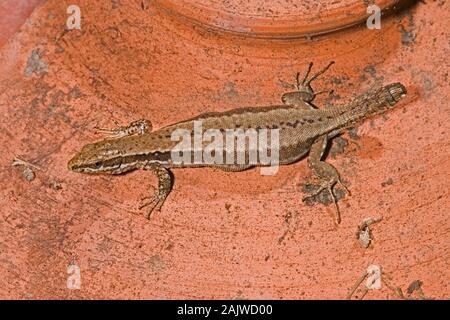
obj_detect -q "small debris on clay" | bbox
[381,178,394,187]
[347,269,433,300]
[232,290,246,300]
[356,216,383,248]
[224,82,238,99]
[24,49,48,77]
[363,64,377,78]
[358,227,371,248]
[12,156,41,182]
[329,136,349,158]
[163,240,174,251]
[360,64,385,84]
[382,275,432,300]
[278,210,299,244]
[68,86,83,100]
[141,0,150,10]
[403,280,432,299]
[148,254,166,273]
[347,127,360,140]
[112,0,121,9]
[407,280,423,295]
[399,25,416,45]
[48,180,63,191]
[283,210,293,224]
[330,75,349,85]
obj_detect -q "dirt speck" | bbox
[148,254,166,273]
[330,75,349,85]
[12,157,40,182]
[399,25,416,45]
[46,180,63,191]
[407,280,423,295]
[68,86,83,100]
[278,210,299,244]
[381,178,394,187]
[224,82,238,99]
[329,136,349,158]
[356,216,383,248]
[348,127,360,140]
[111,0,121,9]
[24,49,48,77]
[232,290,246,300]
[363,64,377,77]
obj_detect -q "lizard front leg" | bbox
[303,135,350,224]
[95,119,152,138]
[139,164,173,219]
[281,61,335,107]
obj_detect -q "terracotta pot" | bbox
[0,0,448,299]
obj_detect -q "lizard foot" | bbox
[281,61,335,105]
[95,119,152,138]
[138,193,164,219]
[302,178,350,224]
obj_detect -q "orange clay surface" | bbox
[0,0,449,299]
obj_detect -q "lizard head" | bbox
[68,140,123,174]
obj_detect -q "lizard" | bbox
[68,62,407,223]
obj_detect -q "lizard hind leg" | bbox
[95,119,152,138]
[302,135,350,224]
[281,61,335,106]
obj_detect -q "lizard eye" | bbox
[94,161,102,168]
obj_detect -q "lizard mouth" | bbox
[68,156,103,172]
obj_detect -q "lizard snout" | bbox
[67,152,83,172]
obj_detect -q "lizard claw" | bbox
[338,178,351,196]
[302,184,327,201]
[138,195,162,219]
[286,61,335,104]
[302,179,345,224]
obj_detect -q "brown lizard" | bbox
[68,62,407,222]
